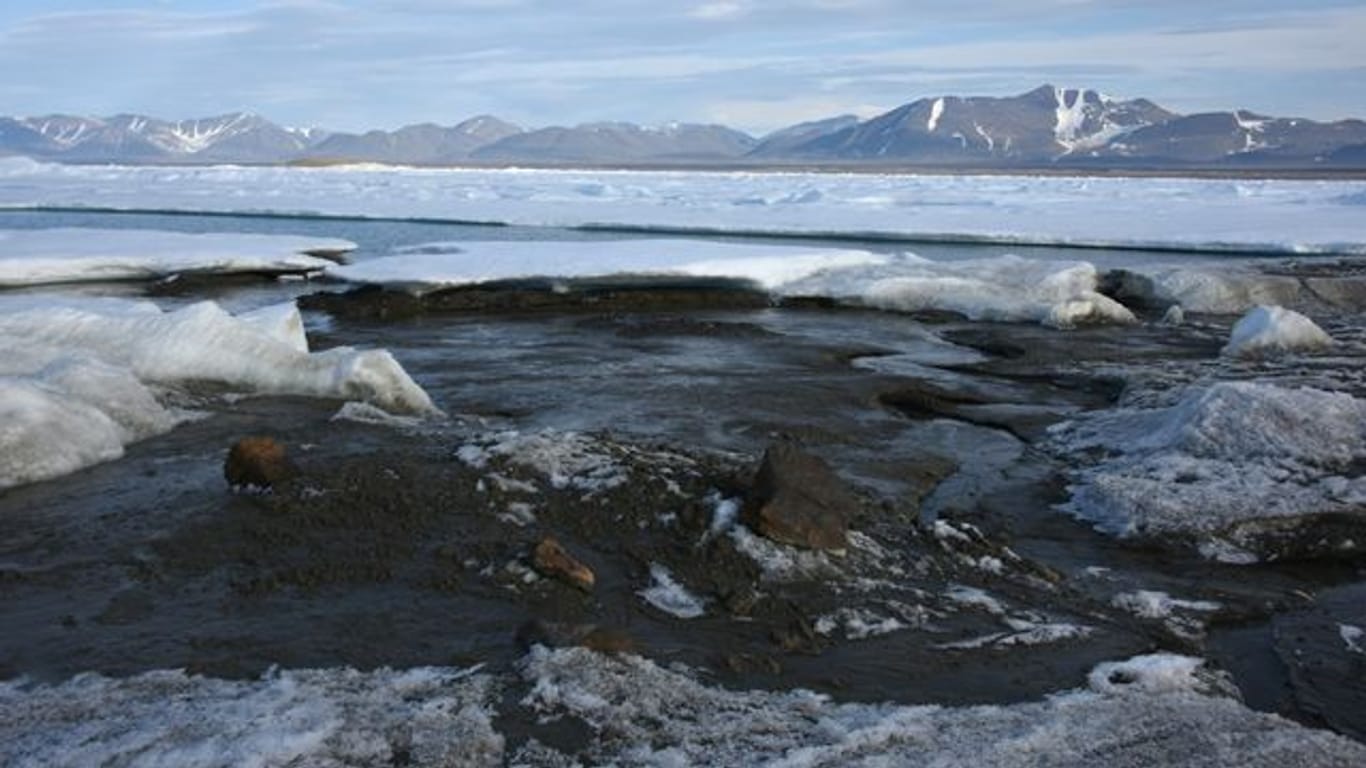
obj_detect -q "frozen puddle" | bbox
[10,650,1356,766]
[0,228,355,286]
[0,296,433,489]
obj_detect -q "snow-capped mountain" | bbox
[1,86,1363,168]
[781,85,1175,163]
[10,112,327,163]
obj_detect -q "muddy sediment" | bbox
[2,283,1365,745]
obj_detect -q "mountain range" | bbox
[3,85,1364,170]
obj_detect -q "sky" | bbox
[0,0,1362,135]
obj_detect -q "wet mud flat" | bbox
[3,279,1366,760]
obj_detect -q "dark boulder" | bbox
[742,443,855,550]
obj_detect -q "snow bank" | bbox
[516,646,1365,766]
[1,159,1364,255]
[1051,381,1366,561]
[0,297,434,488]
[0,228,354,286]
[0,666,502,767]
[334,241,1136,327]
[1222,305,1334,357]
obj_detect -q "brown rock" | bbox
[741,442,854,550]
[224,436,298,489]
[531,536,595,592]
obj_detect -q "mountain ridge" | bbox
[4,85,1364,170]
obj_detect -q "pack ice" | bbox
[0,296,435,490]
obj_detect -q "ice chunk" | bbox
[1342,624,1364,654]
[638,563,707,619]
[1052,381,1366,559]
[238,301,309,353]
[0,228,354,286]
[1222,305,1333,357]
[0,297,433,488]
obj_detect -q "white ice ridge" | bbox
[7,650,1362,766]
[1222,305,1334,357]
[1051,381,1366,561]
[0,228,355,286]
[0,297,434,489]
[332,241,1135,327]
[1,157,1364,255]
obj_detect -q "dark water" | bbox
[0,209,1363,743]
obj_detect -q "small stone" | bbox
[742,442,854,550]
[531,536,595,592]
[224,436,298,489]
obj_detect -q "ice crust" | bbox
[4,651,1364,766]
[0,227,354,286]
[0,666,502,767]
[516,647,1365,766]
[1052,381,1366,559]
[2,159,1364,255]
[1223,305,1334,357]
[0,297,434,488]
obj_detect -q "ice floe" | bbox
[0,227,354,286]
[1222,305,1334,357]
[2,159,1364,255]
[1051,380,1366,561]
[0,297,434,488]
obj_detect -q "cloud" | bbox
[690,2,746,20]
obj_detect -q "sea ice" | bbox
[1222,305,1334,357]
[0,227,354,286]
[2,159,1364,255]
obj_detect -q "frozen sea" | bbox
[1,163,1366,765]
